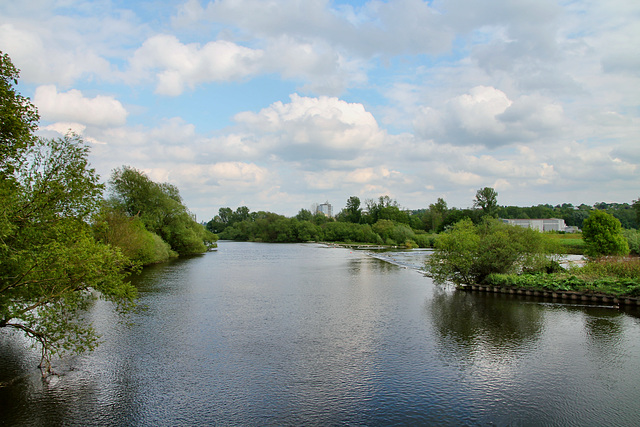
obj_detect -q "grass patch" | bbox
[547,233,586,254]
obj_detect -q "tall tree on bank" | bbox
[108,166,216,255]
[474,187,499,218]
[425,197,448,232]
[344,196,362,224]
[0,51,136,376]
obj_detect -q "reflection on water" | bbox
[1,242,640,426]
[429,288,544,364]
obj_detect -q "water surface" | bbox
[1,242,639,425]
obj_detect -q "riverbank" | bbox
[459,283,640,306]
[472,256,640,304]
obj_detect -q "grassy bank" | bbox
[485,256,640,297]
[548,233,587,254]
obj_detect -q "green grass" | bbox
[548,233,586,254]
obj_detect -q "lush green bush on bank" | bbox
[484,257,640,297]
[425,218,560,286]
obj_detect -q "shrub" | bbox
[582,210,629,257]
[426,218,558,286]
[622,229,640,255]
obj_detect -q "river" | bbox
[1,242,640,426]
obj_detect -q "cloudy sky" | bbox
[2,0,638,219]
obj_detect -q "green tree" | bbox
[109,166,215,255]
[0,52,39,176]
[623,229,640,255]
[296,208,313,222]
[93,202,177,265]
[425,197,448,232]
[1,135,136,375]
[344,196,362,223]
[426,218,556,286]
[582,210,630,257]
[0,53,136,375]
[474,187,498,217]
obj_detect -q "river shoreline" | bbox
[459,283,640,306]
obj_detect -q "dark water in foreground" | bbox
[2,242,640,426]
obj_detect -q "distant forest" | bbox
[205,195,640,247]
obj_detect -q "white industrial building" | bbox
[501,218,568,232]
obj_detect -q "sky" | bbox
[1,0,638,219]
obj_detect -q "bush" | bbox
[484,257,640,296]
[582,210,629,257]
[413,233,436,248]
[425,218,558,286]
[93,205,177,265]
[623,229,640,255]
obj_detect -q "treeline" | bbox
[207,196,435,247]
[207,190,640,249]
[419,199,639,233]
[94,166,218,266]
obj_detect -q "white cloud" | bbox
[413,86,565,147]
[3,0,639,217]
[0,23,114,86]
[126,32,368,96]
[233,94,386,163]
[33,85,128,127]
[129,34,264,95]
[187,0,454,57]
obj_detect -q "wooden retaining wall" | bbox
[458,284,640,306]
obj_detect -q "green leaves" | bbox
[582,210,630,257]
[0,53,135,375]
[473,187,498,218]
[108,166,215,255]
[426,218,557,286]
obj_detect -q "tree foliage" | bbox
[0,53,138,375]
[622,229,640,255]
[582,210,630,257]
[0,52,39,174]
[109,166,216,255]
[0,135,136,374]
[343,196,362,223]
[474,187,498,217]
[93,202,177,265]
[425,218,557,286]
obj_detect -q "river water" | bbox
[2,242,640,426]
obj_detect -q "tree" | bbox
[425,197,448,232]
[426,218,556,286]
[0,52,137,375]
[109,166,215,255]
[582,210,630,257]
[344,196,362,223]
[364,195,402,224]
[93,201,177,265]
[474,187,498,217]
[1,134,136,375]
[0,52,39,176]
[296,208,313,222]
